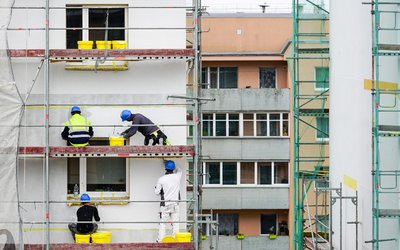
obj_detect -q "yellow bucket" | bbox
[77,41,94,50]
[75,233,90,243]
[91,231,112,243]
[96,41,112,50]
[112,40,127,49]
[161,235,176,243]
[109,137,125,146]
[175,232,191,242]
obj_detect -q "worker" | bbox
[68,193,100,241]
[120,110,170,145]
[154,160,182,242]
[61,106,93,146]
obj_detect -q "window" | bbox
[218,214,238,235]
[260,67,276,88]
[67,139,128,196]
[202,67,238,89]
[315,67,329,90]
[261,214,277,234]
[204,162,289,186]
[66,6,126,49]
[316,117,329,140]
[202,113,289,137]
[202,113,240,137]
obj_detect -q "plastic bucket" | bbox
[77,41,93,50]
[112,40,127,49]
[75,234,90,243]
[109,137,125,146]
[91,231,112,243]
[96,41,112,50]
[161,235,176,243]
[175,232,191,242]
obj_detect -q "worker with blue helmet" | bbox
[68,193,100,240]
[61,106,94,146]
[155,160,182,242]
[120,109,170,146]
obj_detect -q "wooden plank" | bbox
[16,145,194,157]
[24,243,194,250]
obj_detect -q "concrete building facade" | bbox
[197,13,292,249]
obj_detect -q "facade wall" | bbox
[199,14,292,244]
[10,0,188,244]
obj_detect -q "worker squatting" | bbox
[62,106,171,147]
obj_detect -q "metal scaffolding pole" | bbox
[44,0,50,248]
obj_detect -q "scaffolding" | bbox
[2,0,205,249]
[291,0,330,249]
[371,1,400,249]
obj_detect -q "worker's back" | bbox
[76,205,100,234]
[156,168,182,206]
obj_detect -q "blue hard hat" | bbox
[121,110,132,121]
[71,106,81,113]
[80,193,90,202]
[165,160,175,171]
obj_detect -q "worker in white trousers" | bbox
[155,160,182,242]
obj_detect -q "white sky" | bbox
[188,0,292,13]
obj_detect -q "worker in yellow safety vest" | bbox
[61,106,93,146]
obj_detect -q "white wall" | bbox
[11,0,189,243]
[330,0,400,249]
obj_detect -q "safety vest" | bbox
[65,114,91,146]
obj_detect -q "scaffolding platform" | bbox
[9,49,194,61]
[378,209,400,218]
[24,243,194,250]
[16,145,194,158]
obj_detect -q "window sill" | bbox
[66,194,130,206]
[202,185,290,188]
[65,61,129,71]
[201,136,290,139]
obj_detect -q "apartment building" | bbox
[197,13,292,249]
[5,0,195,246]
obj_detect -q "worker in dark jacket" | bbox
[68,194,100,240]
[61,106,93,146]
[120,110,170,145]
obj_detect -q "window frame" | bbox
[67,138,130,198]
[316,116,329,141]
[66,5,128,48]
[259,67,277,89]
[201,112,290,138]
[314,66,329,91]
[202,67,238,89]
[203,161,289,187]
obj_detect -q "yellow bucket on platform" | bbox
[96,41,112,50]
[175,232,191,242]
[109,137,125,146]
[75,233,90,243]
[112,40,127,49]
[91,231,112,243]
[77,41,94,50]
[161,235,177,243]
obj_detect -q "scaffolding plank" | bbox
[378,44,400,51]
[378,209,400,217]
[379,125,400,131]
[16,145,194,158]
[24,243,195,250]
[9,49,194,59]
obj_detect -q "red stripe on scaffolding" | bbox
[24,243,195,250]
[16,145,195,157]
[8,49,194,57]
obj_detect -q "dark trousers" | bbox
[68,223,98,241]
[144,130,168,145]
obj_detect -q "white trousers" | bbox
[157,203,180,242]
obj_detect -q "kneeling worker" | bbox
[120,110,170,145]
[68,194,100,240]
[61,106,93,146]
